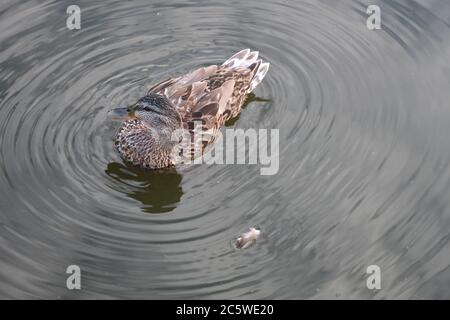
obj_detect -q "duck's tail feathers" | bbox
[222,49,259,69]
[222,49,270,92]
[248,61,270,92]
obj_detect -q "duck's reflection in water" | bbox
[105,162,183,214]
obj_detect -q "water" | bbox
[1,0,450,299]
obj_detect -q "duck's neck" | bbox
[115,119,179,169]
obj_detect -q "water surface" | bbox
[0,0,450,299]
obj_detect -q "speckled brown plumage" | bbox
[114,49,270,169]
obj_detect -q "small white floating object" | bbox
[235,227,261,249]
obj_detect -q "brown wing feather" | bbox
[147,64,254,157]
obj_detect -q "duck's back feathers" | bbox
[146,49,269,154]
[222,49,259,69]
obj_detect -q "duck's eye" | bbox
[143,106,152,111]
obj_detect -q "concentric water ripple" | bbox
[1,0,450,299]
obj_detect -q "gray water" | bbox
[1,0,450,299]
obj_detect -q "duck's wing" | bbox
[148,48,269,116]
[147,52,267,156]
[147,65,219,116]
[149,66,255,118]
[148,66,238,154]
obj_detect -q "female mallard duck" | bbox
[110,49,270,169]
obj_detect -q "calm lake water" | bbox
[1,0,450,299]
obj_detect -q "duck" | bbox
[110,49,270,169]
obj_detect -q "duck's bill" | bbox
[109,107,136,121]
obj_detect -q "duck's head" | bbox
[110,93,181,132]
[110,93,183,168]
